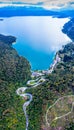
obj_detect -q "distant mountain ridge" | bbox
[0,6,74,17]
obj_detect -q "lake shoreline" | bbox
[0,15,72,71]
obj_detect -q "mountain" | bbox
[26,18,74,130]
[0,34,31,130]
[0,34,31,83]
[0,6,74,18]
[27,42,74,130]
[62,18,74,41]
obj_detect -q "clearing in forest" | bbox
[46,95,74,127]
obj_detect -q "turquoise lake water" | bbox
[0,16,71,70]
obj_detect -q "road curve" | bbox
[16,87,32,130]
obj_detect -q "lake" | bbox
[0,16,71,70]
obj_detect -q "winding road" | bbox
[16,54,61,130]
[16,77,46,130]
[16,87,32,130]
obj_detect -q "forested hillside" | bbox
[0,34,31,129]
[62,18,74,41]
[26,17,74,129]
[27,43,74,130]
[0,34,31,83]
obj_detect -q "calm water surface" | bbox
[0,16,71,70]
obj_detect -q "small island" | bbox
[0,18,3,21]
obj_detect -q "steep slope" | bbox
[0,34,31,130]
[62,18,74,41]
[0,34,31,83]
[26,43,74,130]
[25,17,74,130]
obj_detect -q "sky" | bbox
[0,0,74,9]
